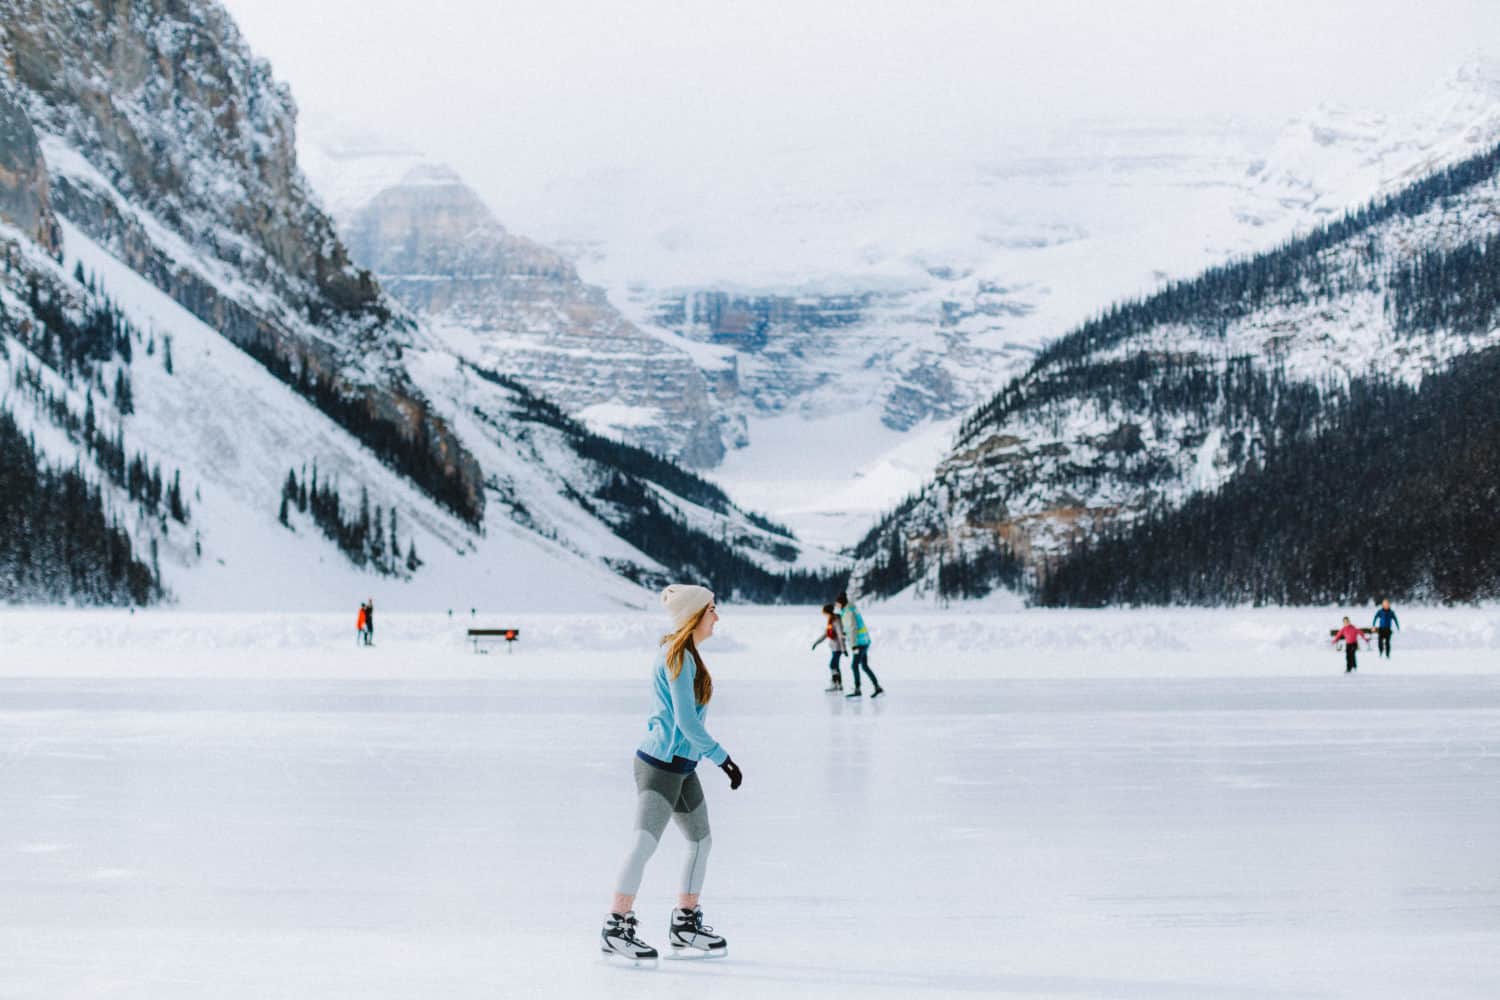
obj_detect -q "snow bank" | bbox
[1,606,1492,680]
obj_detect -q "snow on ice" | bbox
[0,605,1495,998]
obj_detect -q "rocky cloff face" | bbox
[0,81,60,256]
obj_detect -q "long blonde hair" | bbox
[662,606,713,706]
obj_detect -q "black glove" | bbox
[719,757,743,790]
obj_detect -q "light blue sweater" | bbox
[637,648,728,766]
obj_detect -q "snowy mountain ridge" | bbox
[848,139,1500,599]
[304,62,1500,548]
[1243,58,1500,224]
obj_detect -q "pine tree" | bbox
[168,471,186,523]
[113,369,133,415]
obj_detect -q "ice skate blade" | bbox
[601,950,658,969]
[666,945,728,960]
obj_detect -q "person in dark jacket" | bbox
[1372,600,1400,658]
[1333,617,1364,674]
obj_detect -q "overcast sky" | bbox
[222,0,1498,231]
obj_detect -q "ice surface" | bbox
[0,606,1496,998]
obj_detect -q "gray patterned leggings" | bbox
[615,757,713,897]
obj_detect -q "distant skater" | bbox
[600,585,741,964]
[1333,616,1364,674]
[356,602,368,648]
[1372,599,1400,658]
[811,603,845,692]
[364,598,375,646]
[838,592,883,698]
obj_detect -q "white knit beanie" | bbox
[661,584,714,628]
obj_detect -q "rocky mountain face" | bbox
[0,0,483,521]
[851,141,1500,599]
[649,285,1019,432]
[337,165,728,467]
[0,78,59,254]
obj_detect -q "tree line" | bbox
[279,466,421,576]
[588,472,844,603]
[243,337,481,526]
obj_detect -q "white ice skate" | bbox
[600,911,658,966]
[666,906,728,959]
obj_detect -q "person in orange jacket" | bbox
[356,602,369,648]
[1333,616,1364,674]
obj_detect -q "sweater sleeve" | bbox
[669,654,728,765]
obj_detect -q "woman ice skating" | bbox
[1333,616,1364,674]
[811,603,845,691]
[601,584,741,964]
[837,592,883,698]
[364,598,375,646]
[1372,599,1400,658]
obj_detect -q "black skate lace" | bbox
[679,909,711,933]
[614,912,645,944]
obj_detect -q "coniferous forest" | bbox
[1038,345,1500,606]
[278,466,421,576]
[0,407,159,605]
[0,272,187,605]
[846,138,1500,606]
[468,364,840,601]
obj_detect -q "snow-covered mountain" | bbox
[0,0,833,610]
[1241,58,1500,225]
[304,62,1500,549]
[848,140,1500,599]
[315,151,732,468]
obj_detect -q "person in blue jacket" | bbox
[600,584,741,964]
[838,591,884,698]
[1372,599,1400,658]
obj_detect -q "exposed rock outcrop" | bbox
[341,165,726,467]
[0,77,59,254]
[0,0,483,520]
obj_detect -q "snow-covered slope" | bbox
[849,141,1500,598]
[1242,58,1500,225]
[2,205,826,610]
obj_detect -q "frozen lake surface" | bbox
[0,607,1497,998]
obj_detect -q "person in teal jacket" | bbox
[838,591,884,698]
[1372,599,1400,658]
[601,584,741,964]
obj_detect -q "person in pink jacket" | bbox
[1333,617,1364,674]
